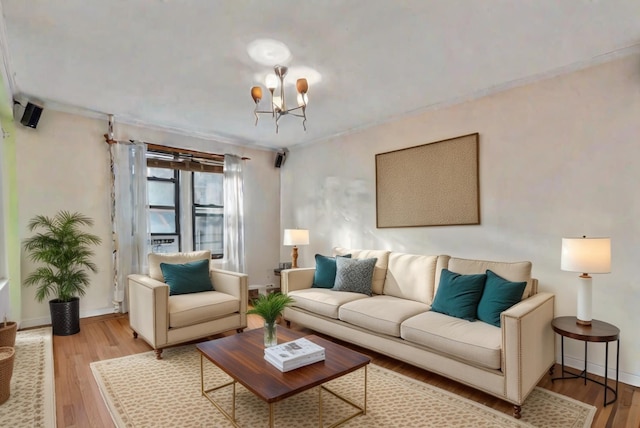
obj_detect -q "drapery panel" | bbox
[110,141,149,312]
[223,154,245,273]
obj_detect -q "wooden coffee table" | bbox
[196,328,370,428]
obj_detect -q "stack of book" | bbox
[264,337,325,372]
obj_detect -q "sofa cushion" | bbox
[401,311,502,370]
[384,253,439,304]
[333,257,377,296]
[149,250,211,282]
[312,254,351,289]
[446,257,533,298]
[334,248,390,295]
[160,259,213,296]
[431,269,486,321]
[288,289,368,319]
[477,270,527,327]
[339,295,429,337]
[168,290,238,328]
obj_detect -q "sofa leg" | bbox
[155,349,163,360]
[132,331,138,339]
[548,365,555,376]
[513,405,521,419]
[236,328,244,333]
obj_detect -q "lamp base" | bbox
[291,246,299,269]
[576,274,593,327]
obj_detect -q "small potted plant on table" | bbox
[247,292,294,347]
[23,211,102,336]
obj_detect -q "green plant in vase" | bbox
[247,292,294,347]
[23,211,102,336]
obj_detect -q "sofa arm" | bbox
[210,268,248,327]
[128,274,170,348]
[281,268,315,293]
[502,291,555,405]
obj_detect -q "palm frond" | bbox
[247,292,295,324]
[22,210,102,302]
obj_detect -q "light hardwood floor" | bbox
[51,313,639,427]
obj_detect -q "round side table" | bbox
[550,316,619,406]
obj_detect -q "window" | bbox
[148,166,180,253]
[146,149,224,257]
[193,172,224,258]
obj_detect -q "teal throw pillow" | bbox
[333,257,377,296]
[312,254,352,288]
[476,269,527,327]
[431,269,487,321]
[160,259,213,296]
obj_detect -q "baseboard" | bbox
[19,306,117,329]
[559,354,640,387]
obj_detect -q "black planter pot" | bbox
[49,297,80,336]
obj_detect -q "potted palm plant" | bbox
[247,292,294,347]
[23,211,102,336]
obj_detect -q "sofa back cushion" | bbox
[445,257,533,299]
[333,248,390,295]
[149,250,211,282]
[384,252,439,304]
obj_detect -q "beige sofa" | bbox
[128,251,248,359]
[282,248,555,418]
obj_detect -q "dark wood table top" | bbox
[196,327,370,403]
[551,316,620,342]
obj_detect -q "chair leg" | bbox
[155,349,163,360]
[285,320,291,328]
[132,331,138,339]
[513,405,521,419]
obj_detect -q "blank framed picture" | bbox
[375,133,480,228]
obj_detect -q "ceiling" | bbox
[1,1,639,150]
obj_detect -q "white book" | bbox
[264,352,325,372]
[264,338,325,365]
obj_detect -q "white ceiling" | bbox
[1,1,639,150]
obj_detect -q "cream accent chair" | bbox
[128,250,248,359]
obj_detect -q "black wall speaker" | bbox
[21,102,43,128]
[274,151,286,168]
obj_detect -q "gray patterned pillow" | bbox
[333,257,377,296]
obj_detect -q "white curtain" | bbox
[110,141,149,312]
[223,154,245,273]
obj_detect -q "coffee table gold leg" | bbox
[363,365,367,415]
[318,386,323,427]
[232,381,236,421]
[200,354,204,396]
[269,402,274,428]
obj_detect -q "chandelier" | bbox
[251,65,308,133]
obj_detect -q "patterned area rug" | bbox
[91,344,595,428]
[0,327,56,427]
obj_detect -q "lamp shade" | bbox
[283,229,309,246]
[561,237,611,274]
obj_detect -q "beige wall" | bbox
[17,110,281,327]
[281,54,640,386]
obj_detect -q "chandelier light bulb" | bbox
[297,93,308,106]
[265,74,279,90]
[272,95,283,110]
[296,78,308,94]
[251,86,262,103]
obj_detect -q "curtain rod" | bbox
[103,134,250,161]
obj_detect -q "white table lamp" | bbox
[283,229,309,269]
[561,236,611,326]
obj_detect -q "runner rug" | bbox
[91,344,595,428]
[0,327,56,427]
